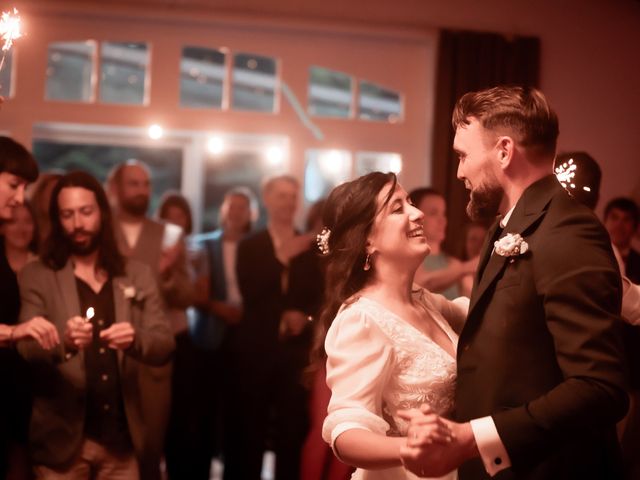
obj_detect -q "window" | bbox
[232,52,277,113]
[308,66,352,118]
[100,42,149,105]
[201,135,288,230]
[180,46,226,109]
[355,151,402,176]
[32,140,182,214]
[0,49,14,98]
[45,41,96,102]
[304,149,352,204]
[358,80,402,123]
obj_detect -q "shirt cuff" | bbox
[470,416,511,476]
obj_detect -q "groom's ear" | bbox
[496,136,515,170]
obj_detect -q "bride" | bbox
[318,172,468,480]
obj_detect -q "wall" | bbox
[7,0,640,215]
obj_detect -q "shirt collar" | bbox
[499,204,516,228]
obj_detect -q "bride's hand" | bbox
[398,405,454,447]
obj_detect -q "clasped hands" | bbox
[64,316,135,351]
[398,404,475,478]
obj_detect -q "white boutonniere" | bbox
[118,282,144,302]
[494,233,529,257]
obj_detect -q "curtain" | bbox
[431,30,540,256]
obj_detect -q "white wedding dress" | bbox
[322,288,467,480]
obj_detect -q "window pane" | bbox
[32,140,182,214]
[100,42,149,105]
[355,151,402,177]
[0,49,14,98]
[304,149,352,204]
[232,53,277,112]
[358,81,402,122]
[202,147,286,230]
[45,41,95,102]
[308,66,352,118]
[180,46,225,109]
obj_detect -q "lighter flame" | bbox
[86,307,95,320]
[0,9,22,52]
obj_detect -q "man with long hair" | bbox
[16,171,174,479]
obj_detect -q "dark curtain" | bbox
[431,30,540,256]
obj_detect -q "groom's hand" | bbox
[398,404,479,477]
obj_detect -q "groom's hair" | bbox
[452,85,559,159]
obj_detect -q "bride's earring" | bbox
[364,253,371,271]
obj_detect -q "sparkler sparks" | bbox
[0,8,21,74]
[555,158,577,189]
[0,8,21,52]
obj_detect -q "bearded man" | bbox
[16,171,174,480]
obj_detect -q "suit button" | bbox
[463,344,470,352]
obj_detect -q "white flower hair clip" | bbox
[494,233,529,257]
[316,227,331,255]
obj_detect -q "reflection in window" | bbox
[308,66,352,118]
[0,49,14,98]
[232,53,277,113]
[304,149,352,204]
[355,151,402,177]
[32,140,182,214]
[202,145,287,230]
[100,42,149,105]
[358,81,402,123]
[180,46,226,109]
[45,41,95,102]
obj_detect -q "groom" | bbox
[401,86,628,479]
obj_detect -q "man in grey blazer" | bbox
[17,171,175,479]
[107,160,192,480]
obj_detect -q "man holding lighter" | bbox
[16,171,175,480]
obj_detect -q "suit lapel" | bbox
[55,261,82,319]
[112,274,130,370]
[466,175,561,321]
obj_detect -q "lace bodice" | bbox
[322,289,465,480]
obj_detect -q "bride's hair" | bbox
[311,171,397,364]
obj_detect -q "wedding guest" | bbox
[0,136,49,480]
[400,86,627,479]
[107,161,192,480]
[155,190,205,480]
[184,187,256,479]
[16,171,174,480]
[604,197,640,283]
[555,152,640,478]
[224,175,314,480]
[462,221,488,261]
[2,202,38,273]
[410,188,477,298]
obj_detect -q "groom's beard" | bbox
[466,176,504,222]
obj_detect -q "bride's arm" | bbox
[334,430,406,469]
[322,308,403,469]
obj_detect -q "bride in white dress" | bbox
[316,172,467,480]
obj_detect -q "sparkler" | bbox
[0,8,22,72]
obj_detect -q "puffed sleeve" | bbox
[322,305,395,450]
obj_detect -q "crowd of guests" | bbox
[0,130,639,480]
